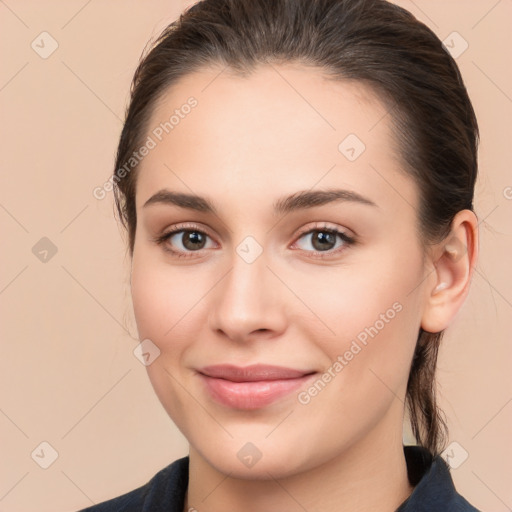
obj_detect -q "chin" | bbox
[192,436,315,480]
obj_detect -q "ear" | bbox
[421,209,479,334]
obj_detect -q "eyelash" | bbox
[152,222,356,260]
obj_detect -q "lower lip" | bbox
[199,373,317,410]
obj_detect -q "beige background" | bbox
[0,1,511,511]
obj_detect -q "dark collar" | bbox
[396,445,480,511]
[141,445,480,512]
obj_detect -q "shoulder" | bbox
[76,456,189,512]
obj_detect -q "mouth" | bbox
[197,364,318,410]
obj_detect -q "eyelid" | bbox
[159,222,216,241]
[293,221,354,241]
[179,221,213,234]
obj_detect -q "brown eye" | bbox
[178,231,208,251]
[309,230,337,251]
[293,227,355,257]
[154,224,216,258]
[163,230,213,252]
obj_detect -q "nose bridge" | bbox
[208,241,285,340]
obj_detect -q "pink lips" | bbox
[198,364,316,410]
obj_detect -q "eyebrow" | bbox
[142,188,378,215]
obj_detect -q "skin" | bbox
[129,63,478,512]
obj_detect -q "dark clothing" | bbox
[78,445,481,511]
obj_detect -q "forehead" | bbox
[146,63,390,150]
[135,63,417,216]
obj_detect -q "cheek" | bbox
[303,250,423,411]
[130,253,205,431]
[299,242,421,359]
[130,251,205,342]
[131,268,170,341]
[289,286,420,462]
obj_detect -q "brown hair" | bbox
[112,0,479,456]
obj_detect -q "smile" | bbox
[197,364,318,410]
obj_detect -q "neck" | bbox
[184,419,414,512]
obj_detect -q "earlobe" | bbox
[421,210,479,333]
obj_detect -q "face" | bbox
[130,64,429,478]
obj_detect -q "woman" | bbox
[80,0,481,510]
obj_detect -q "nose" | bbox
[208,248,287,344]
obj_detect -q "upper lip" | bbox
[198,364,315,382]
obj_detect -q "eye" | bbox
[153,222,355,259]
[292,224,355,258]
[153,223,216,258]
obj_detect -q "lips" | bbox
[199,364,313,381]
[197,364,317,409]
